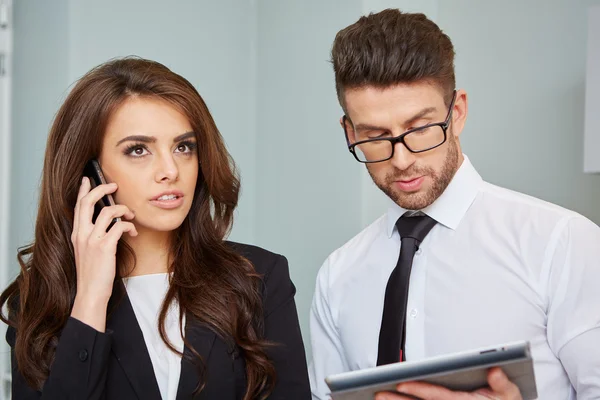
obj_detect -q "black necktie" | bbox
[376,213,437,366]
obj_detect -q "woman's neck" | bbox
[123,227,173,277]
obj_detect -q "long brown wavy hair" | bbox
[0,57,275,399]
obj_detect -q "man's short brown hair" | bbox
[332,8,456,110]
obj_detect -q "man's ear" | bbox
[451,89,468,138]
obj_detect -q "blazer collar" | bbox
[106,282,217,400]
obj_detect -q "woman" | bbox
[0,57,310,399]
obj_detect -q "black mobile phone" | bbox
[83,159,121,229]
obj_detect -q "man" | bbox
[309,9,600,400]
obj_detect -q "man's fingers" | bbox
[375,392,415,400]
[487,368,520,398]
[395,381,465,399]
[474,388,501,400]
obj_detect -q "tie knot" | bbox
[395,213,437,244]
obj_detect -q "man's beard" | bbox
[368,135,460,210]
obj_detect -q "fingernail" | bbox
[81,177,87,185]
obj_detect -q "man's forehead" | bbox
[345,88,444,126]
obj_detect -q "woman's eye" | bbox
[133,147,146,155]
[175,141,197,154]
[124,144,149,157]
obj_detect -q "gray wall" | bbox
[67,0,258,243]
[359,0,600,227]
[9,0,258,280]
[10,0,70,277]
[584,5,600,173]
[257,0,600,355]
[255,0,365,356]
[8,1,600,366]
[444,0,600,223]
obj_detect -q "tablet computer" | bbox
[325,341,537,400]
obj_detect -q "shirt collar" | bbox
[386,154,482,237]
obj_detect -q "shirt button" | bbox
[415,248,423,256]
[409,309,418,318]
[78,349,88,362]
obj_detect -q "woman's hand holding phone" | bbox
[70,177,137,332]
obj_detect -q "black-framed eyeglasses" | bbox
[342,90,457,163]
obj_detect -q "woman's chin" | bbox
[132,218,186,235]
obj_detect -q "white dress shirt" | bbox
[123,273,185,400]
[309,156,600,400]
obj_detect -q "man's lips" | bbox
[394,176,425,192]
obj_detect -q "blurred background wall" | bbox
[1,1,599,397]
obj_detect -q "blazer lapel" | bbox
[106,282,162,400]
[176,316,217,400]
